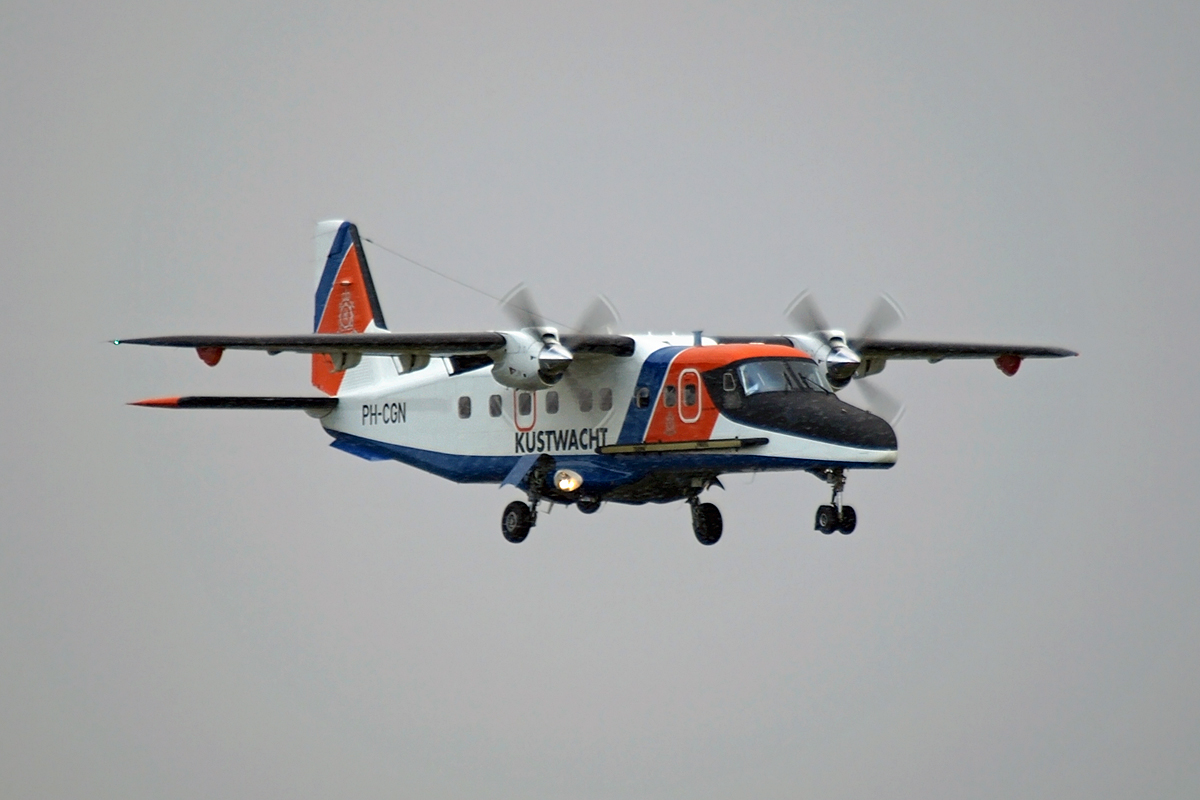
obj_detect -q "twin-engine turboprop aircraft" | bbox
[117,221,1076,545]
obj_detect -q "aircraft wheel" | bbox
[815,504,839,534]
[576,496,601,514]
[502,501,532,543]
[839,505,857,534]
[693,502,723,545]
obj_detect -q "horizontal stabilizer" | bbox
[130,396,338,413]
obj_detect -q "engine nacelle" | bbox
[788,332,861,390]
[490,330,573,390]
[855,357,887,379]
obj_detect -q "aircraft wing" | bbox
[114,333,636,357]
[846,338,1076,377]
[847,339,1077,361]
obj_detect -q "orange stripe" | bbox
[129,396,182,407]
[312,247,377,395]
[643,343,813,443]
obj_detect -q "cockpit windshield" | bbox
[738,359,831,395]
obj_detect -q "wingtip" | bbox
[129,396,182,408]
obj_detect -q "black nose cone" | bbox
[723,393,897,449]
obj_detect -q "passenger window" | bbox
[599,388,613,411]
[546,390,559,414]
[683,383,697,407]
[577,388,593,412]
[723,372,736,392]
[663,385,677,407]
[635,387,650,409]
[518,392,532,416]
[489,394,502,417]
[458,396,472,419]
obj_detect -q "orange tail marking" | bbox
[312,246,375,395]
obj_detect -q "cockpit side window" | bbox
[718,370,743,409]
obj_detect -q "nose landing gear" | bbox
[814,468,857,535]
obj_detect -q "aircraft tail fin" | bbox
[311,220,388,394]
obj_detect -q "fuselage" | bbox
[321,335,897,505]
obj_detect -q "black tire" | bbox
[502,501,532,543]
[693,502,723,545]
[839,505,857,534]
[576,496,601,514]
[815,504,838,534]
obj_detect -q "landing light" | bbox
[554,469,584,493]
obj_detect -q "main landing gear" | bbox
[503,494,724,546]
[501,495,603,542]
[814,468,857,535]
[575,495,602,514]
[502,455,556,544]
[688,495,723,545]
[502,500,534,543]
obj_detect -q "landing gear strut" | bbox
[814,468,857,535]
[502,456,557,543]
[688,495,723,545]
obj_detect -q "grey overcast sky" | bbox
[2,2,1198,798]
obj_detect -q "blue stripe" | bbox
[313,222,354,332]
[329,430,517,483]
[616,346,685,444]
[326,429,890,499]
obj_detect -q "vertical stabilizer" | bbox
[312,220,388,394]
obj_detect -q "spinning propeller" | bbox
[785,290,907,423]
[499,284,574,384]
[497,284,622,388]
[501,283,621,336]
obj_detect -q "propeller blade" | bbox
[854,377,905,425]
[560,367,593,407]
[575,294,620,335]
[785,290,831,343]
[500,283,543,330]
[561,296,619,403]
[857,293,904,340]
